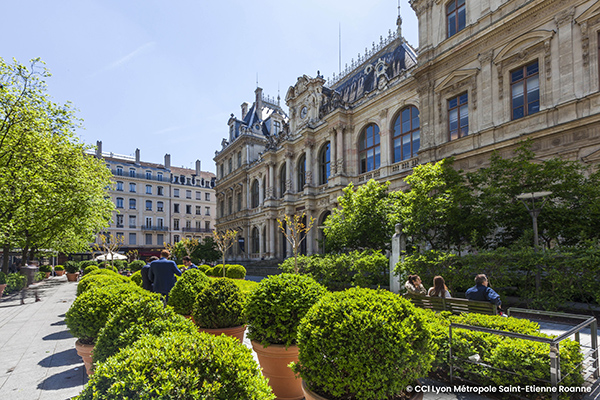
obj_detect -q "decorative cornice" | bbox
[554,6,576,27]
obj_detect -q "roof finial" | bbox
[277,82,281,106]
[256,72,259,88]
[396,0,403,39]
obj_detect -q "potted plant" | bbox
[65,283,152,375]
[245,273,327,400]
[192,278,246,342]
[64,261,80,282]
[167,269,210,319]
[292,287,435,400]
[39,265,52,278]
[0,271,7,299]
[54,265,65,276]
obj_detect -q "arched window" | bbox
[297,154,306,190]
[252,227,260,254]
[251,180,259,208]
[318,211,331,253]
[392,106,420,163]
[279,164,287,198]
[319,142,330,185]
[358,123,380,174]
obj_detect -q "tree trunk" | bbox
[2,242,10,274]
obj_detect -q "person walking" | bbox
[428,276,451,298]
[148,250,181,302]
[141,256,158,291]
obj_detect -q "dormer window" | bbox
[273,120,281,135]
[447,0,466,38]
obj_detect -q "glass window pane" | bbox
[412,108,420,129]
[367,150,373,171]
[527,62,539,76]
[448,97,458,109]
[374,146,380,169]
[402,135,411,161]
[366,127,373,148]
[401,108,411,133]
[458,0,465,6]
[448,14,456,37]
[394,138,401,163]
[511,69,523,83]
[447,1,456,13]
[460,105,469,129]
[360,154,366,173]
[528,101,539,115]
[374,128,380,145]
[513,106,524,120]
[413,130,420,155]
[512,81,524,108]
[359,134,365,151]
[459,93,468,104]
[457,6,466,31]
[449,108,458,131]
[527,76,539,100]
[394,119,402,137]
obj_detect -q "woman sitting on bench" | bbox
[404,274,427,295]
[427,275,451,298]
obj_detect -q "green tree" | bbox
[0,58,114,272]
[324,179,400,252]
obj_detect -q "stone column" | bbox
[268,162,275,198]
[330,128,338,175]
[305,140,314,188]
[258,176,264,205]
[336,126,345,175]
[269,219,276,259]
[389,223,406,294]
[555,7,576,103]
[306,210,315,255]
[286,153,294,193]
[378,109,389,167]
[258,224,263,259]
[478,50,494,130]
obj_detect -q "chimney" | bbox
[164,154,171,169]
[195,160,201,176]
[96,140,102,158]
[255,87,263,118]
[135,148,140,164]
[241,102,248,119]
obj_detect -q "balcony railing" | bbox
[182,227,212,233]
[141,225,169,231]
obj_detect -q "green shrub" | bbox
[78,331,275,400]
[54,265,64,271]
[112,260,126,271]
[193,278,245,329]
[93,295,190,363]
[245,273,327,348]
[225,264,246,279]
[211,264,225,277]
[39,265,52,273]
[198,264,211,274]
[6,273,26,293]
[35,271,46,281]
[130,270,142,287]
[128,260,146,272]
[65,283,151,344]
[76,274,131,296]
[79,260,98,269]
[64,261,80,274]
[0,271,6,285]
[292,288,435,399]
[81,268,117,279]
[83,265,99,275]
[167,269,210,315]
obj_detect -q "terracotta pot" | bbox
[55,270,65,276]
[302,380,423,400]
[0,283,6,299]
[66,272,79,282]
[75,339,94,376]
[45,272,51,279]
[251,340,302,400]
[198,325,246,343]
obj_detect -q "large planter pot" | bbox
[198,325,246,343]
[0,283,6,299]
[75,339,94,376]
[251,340,302,400]
[66,272,79,282]
[302,380,423,400]
[44,272,51,279]
[55,270,65,276]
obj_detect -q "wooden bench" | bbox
[404,294,498,315]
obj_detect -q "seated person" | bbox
[465,274,501,307]
[404,274,427,295]
[428,275,451,298]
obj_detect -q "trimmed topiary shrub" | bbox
[54,265,64,271]
[113,260,126,271]
[64,261,80,274]
[65,284,151,344]
[225,264,246,279]
[193,278,246,329]
[130,270,142,287]
[78,331,275,400]
[76,274,131,296]
[35,271,46,281]
[83,265,99,275]
[167,269,210,315]
[6,273,26,293]
[128,260,146,272]
[81,268,118,279]
[93,295,190,363]
[39,265,52,273]
[79,260,98,269]
[198,264,211,274]
[245,273,327,348]
[292,288,435,399]
[211,264,225,277]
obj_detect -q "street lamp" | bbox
[516,191,551,295]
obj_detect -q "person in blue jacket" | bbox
[148,249,181,301]
[181,256,197,271]
[141,256,158,291]
[465,274,502,308]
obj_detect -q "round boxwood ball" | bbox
[76,274,131,296]
[128,260,146,272]
[130,270,142,287]
[245,273,327,348]
[292,287,435,400]
[167,269,210,315]
[79,331,275,400]
[225,264,246,279]
[83,265,99,275]
[193,278,245,329]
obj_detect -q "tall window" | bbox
[237,192,242,211]
[297,154,306,190]
[129,199,136,209]
[252,227,260,254]
[116,181,123,191]
[157,218,164,228]
[228,159,232,174]
[129,168,136,178]
[116,214,124,228]
[129,215,136,228]
[205,221,210,230]
[146,171,152,180]
[319,143,330,185]
[196,191,201,200]
[116,197,124,208]
[273,120,281,135]
[145,200,152,210]
[157,233,164,244]
[448,93,469,140]
[173,219,180,230]
[129,233,136,245]
[186,205,192,214]
[205,206,210,215]
[279,164,287,197]
[186,190,191,199]
[145,217,152,228]
[157,172,163,181]
[116,166,123,176]
[205,193,210,201]
[359,123,381,174]
[174,204,180,213]
[447,0,466,38]
[237,151,242,167]
[511,61,539,120]
[393,106,420,162]
[157,186,164,196]
[157,201,164,212]
[251,180,260,208]
[146,185,152,194]
[145,234,152,245]
[174,189,180,198]
[196,206,201,215]
[129,183,136,192]
[228,196,233,214]
[174,235,180,243]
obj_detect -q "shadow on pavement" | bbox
[50,320,67,326]
[37,367,86,391]
[42,330,74,341]
[38,348,81,368]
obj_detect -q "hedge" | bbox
[6,273,26,294]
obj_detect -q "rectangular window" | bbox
[116,215,124,228]
[447,0,466,38]
[205,193,210,201]
[157,186,164,196]
[146,171,152,180]
[174,235,180,243]
[196,191,201,200]
[116,232,124,242]
[157,172,163,181]
[129,215,136,228]
[146,185,152,194]
[116,181,124,191]
[174,204,180,213]
[157,233,164,245]
[511,61,540,120]
[157,217,164,228]
[273,121,281,135]
[186,190,192,199]
[129,183,136,193]
[228,159,232,174]
[196,221,201,229]
[196,206,201,215]
[116,198,124,208]
[186,205,192,214]
[173,219,180,230]
[205,207,210,216]
[205,221,210,230]
[228,197,232,215]
[129,199,136,209]
[145,234,152,245]
[157,201,164,212]
[145,217,152,228]
[448,93,469,140]
[116,166,123,176]
[186,220,192,229]
[129,233,136,245]
[145,200,152,211]
[174,189,180,198]
[129,168,136,178]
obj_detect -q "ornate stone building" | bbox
[215,0,600,263]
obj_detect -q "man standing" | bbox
[148,250,181,301]
[141,256,158,291]
[181,256,197,271]
[465,274,502,308]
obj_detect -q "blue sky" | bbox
[2,0,418,172]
